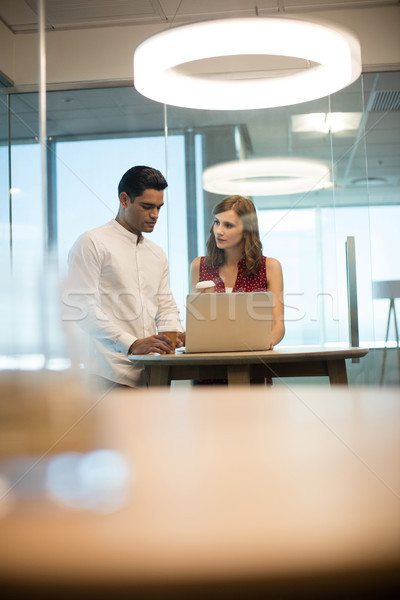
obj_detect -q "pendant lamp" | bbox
[202,158,333,196]
[134,16,361,110]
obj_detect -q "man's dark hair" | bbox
[118,166,168,201]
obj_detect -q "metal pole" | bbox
[185,129,198,264]
[345,236,360,362]
[7,93,12,270]
[38,0,48,262]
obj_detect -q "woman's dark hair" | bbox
[205,195,263,276]
[118,166,167,201]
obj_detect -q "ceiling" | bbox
[0,0,398,33]
[0,0,399,206]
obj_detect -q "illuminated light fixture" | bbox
[134,17,361,110]
[291,112,362,133]
[202,158,333,196]
[352,177,387,187]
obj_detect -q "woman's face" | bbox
[213,209,244,251]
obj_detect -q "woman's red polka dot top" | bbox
[199,256,268,292]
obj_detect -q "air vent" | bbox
[370,90,400,111]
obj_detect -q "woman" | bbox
[190,195,285,349]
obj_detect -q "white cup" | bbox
[195,280,216,293]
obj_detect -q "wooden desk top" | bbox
[128,345,369,365]
[0,385,398,598]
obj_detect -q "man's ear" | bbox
[119,192,130,207]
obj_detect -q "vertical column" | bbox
[345,236,360,362]
[38,0,49,261]
[185,129,197,264]
[46,139,58,255]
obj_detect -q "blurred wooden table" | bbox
[0,385,399,599]
[129,346,369,386]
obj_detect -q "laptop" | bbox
[184,292,273,353]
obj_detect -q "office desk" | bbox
[129,346,368,386]
[0,385,399,599]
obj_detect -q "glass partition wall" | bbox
[1,72,399,384]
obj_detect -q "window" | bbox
[1,73,399,382]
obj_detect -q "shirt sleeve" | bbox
[155,257,184,332]
[63,233,136,355]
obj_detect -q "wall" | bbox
[0,6,399,89]
[319,6,400,71]
[0,20,15,85]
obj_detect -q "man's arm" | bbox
[63,234,136,355]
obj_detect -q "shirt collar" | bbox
[112,218,143,244]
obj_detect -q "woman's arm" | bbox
[266,257,285,348]
[189,256,201,293]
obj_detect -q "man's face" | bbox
[119,189,164,234]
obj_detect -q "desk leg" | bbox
[327,359,348,385]
[227,365,251,385]
[149,366,170,387]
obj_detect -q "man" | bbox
[65,165,185,388]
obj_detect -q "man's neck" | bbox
[115,216,143,243]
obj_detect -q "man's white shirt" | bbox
[65,219,183,386]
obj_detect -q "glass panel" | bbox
[0,89,10,268]
[366,72,400,384]
[47,87,187,319]
[1,92,45,366]
[165,71,400,385]
[258,207,320,346]
[164,133,189,311]
[56,137,169,269]
[10,142,42,272]
[166,95,339,350]
[2,72,399,384]
[8,93,43,274]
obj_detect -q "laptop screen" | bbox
[185,292,273,353]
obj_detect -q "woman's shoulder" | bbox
[265,256,282,271]
[190,257,210,292]
[191,256,204,268]
[190,256,206,278]
[265,256,283,283]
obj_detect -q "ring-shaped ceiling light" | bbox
[134,17,361,110]
[202,158,333,196]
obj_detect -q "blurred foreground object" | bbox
[0,385,399,599]
[0,263,130,516]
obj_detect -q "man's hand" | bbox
[176,332,185,348]
[128,335,174,355]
